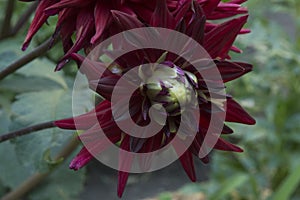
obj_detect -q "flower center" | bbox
[140,63,198,116]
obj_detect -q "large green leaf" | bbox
[0,109,10,133]
[0,75,63,93]
[0,110,32,189]
[18,58,68,89]
[0,141,33,189]
[10,89,73,170]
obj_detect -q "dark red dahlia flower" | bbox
[54,1,255,197]
[22,0,249,70]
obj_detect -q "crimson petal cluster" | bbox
[22,0,249,70]
[22,0,255,198]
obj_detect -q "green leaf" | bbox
[272,164,300,200]
[0,109,10,133]
[0,38,67,93]
[11,89,73,170]
[0,142,32,189]
[12,89,72,124]
[209,174,249,200]
[0,75,63,93]
[18,58,68,89]
[0,108,32,190]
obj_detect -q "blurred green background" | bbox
[0,0,300,199]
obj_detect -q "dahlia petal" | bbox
[215,60,253,82]
[201,0,221,16]
[230,46,242,53]
[229,0,247,4]
[138,132,164,171]
[214,138,243,152]
[179,151,196,182]
[91,2,111,44]
[111,10,143,30]
[204,15,248,59]
[151,0,176,28]
[55,8,77,53]
[54,100,112,130]
[69,122,122,171]
[69,147,93,170]
[173,0,192,22]
[71,53,108,80]
[117,135,132,198]
[55,8,95,71]
[130,137,146,153]
[226,97,256,125]
[125,3,154,23]
[78,123,122,155]
[54,118,77,130]
[222,124,234,134]
[208,9,247,20]
[118,171,129,198]
[240,28,251,34]
[22,0,55,50]
[189,133,210,164]
[45,0,90,16]
[186,10,206,43]
[201,156,210,164]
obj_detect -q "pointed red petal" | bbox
[226,97,256,125]
[118,171,129,198]
[179,151,196,182]
[151,0,175,28]
[22,0,55,50]
[55,7,95,70]
[216,60,253,82]
[214,138,243,152]
[54,100,111,130]
[204,15,248,59]
[111,10,143,30]
[69,147,93,170]
[117,135,132,198]
[44,0,90,15]
[91,2,111,44]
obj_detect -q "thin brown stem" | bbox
[1,136,80,200]
[0,0,15,38]
[0,121,56,143]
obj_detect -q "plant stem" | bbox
[0,0,15,38]
[0,136,80,200]
[0,37,56,81]
[10,2,39,36]
[0,121,55,143]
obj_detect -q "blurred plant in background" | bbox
[0,1,88,200]
[157,0,300,199]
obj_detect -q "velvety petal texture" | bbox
[23,0,250,69]
[21,0,256,198]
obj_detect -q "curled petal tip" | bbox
[90,36,98,45]
[69,164,80,171]
[21,43,29,51]
[55,59,70,71]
